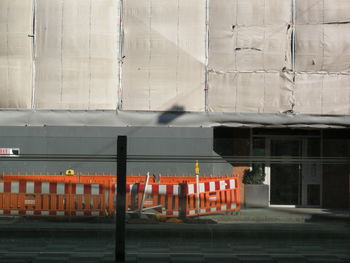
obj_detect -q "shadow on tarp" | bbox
[157,105,185,124]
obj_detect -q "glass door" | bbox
[270,139,302,205]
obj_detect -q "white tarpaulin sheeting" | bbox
[296,0,350,25]
[295,73,350,114]
[209,0,292,72]
[296,24,350,73]
[121,0,205,111]
[208,0,293,113]
[1,110,349,128]
[0,0,349,121]
[208,71,293,113]
[294,0,350,115]
[209,25,292,72]
[34,0,119,109]
[0,0,33,109]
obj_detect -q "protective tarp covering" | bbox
[295,24,350,72]
[1,110,349,128]
[121,0,205,111]
[208,72,293,113]
[296,0,350,25]
[209,0,292,72]
[294,0,350,115]
[294,73,350,114]
[35,0,119,109]
[0,0,33,109]
[208,0,293,113]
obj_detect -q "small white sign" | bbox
[0,148,20,157]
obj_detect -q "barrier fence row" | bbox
[0,174,240,218]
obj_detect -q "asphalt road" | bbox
[0,218,349,263]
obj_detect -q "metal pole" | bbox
[196,174,200,216]
[204,0,209,112]
[195,160,200,216]
[292,0,296,72]
[116,136,127,263]
[139,172,150,216]
[118,0,124,110]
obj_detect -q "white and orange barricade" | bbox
[184,177,239,216]
[0,173,240,218]
[0,181,106,217]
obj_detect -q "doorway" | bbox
[270,139,302,205]
[252,135,322,207]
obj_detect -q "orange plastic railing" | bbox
[0,173,240,218]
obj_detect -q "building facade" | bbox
[0,0,349,208]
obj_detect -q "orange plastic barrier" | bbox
[2,172,230,184]
[0,173,240,218]
[123,177,240,217]
[0,181,107,217]
[184,178,240,216]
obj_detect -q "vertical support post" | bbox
[117,0,124,110]
[139,172,150,216]
[195,160,200,216]
[292,0,296,72]
[31,0,37,109]
[179,182,187,219]
[116,136,127,263]
[196,174,200,216]
[348,174,350,210]
[204,0,209,112]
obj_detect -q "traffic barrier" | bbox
[0,173,240,218]
[132,182,181,217]
[184,178,239,216]
[2,172,231,185]
[0,181,106,217]
[123,177,239,217]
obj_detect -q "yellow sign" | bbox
[65,169,75,176]
[195,160,200,175]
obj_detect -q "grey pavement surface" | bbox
[0,208,349,262]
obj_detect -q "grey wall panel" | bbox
[0,126,221,176]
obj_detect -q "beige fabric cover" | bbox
[208,71,293,113]
[296,0,350,25]
[209,0,292,72]
[0,0,349,117]
[294,73,350,114]
[208,0,293,113]
[296,24,350,73]
[0,0,33,109]
[121,0,205,111]
[35,0,119,109]
[294,0,350,115]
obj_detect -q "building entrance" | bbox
[270,139,302,205]
[252,133,322,207]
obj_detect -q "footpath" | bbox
[0,208,349,240]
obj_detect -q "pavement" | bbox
[0,208,349,262]
[205,207,350,223]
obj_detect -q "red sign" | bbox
[0,148,20,156]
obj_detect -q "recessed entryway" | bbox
[252,132,322,207]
